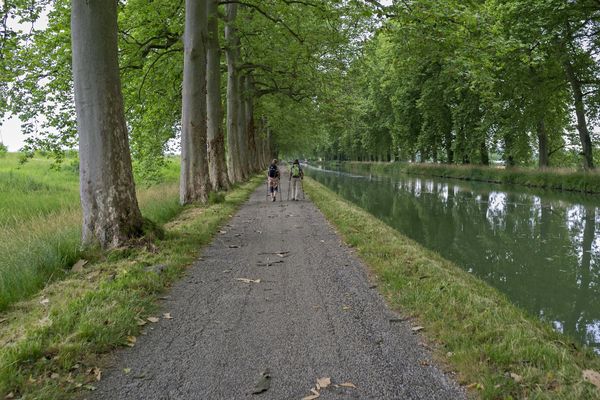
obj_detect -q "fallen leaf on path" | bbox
[252,369,271,394]
[310,388,320,396]
[342,306,351,311]
[316,377,331,389]
[71,259,88,272]
[411,326,424,332]
[40,298,50,306]
[510,373,523,383]
[301,395,319,400]
[147,316,160,323]
[236,278,261,284]
[339,382,357,388]
[583,369,600,389]
[229,245,240,248]
[84,384,96,391]
[126,336,137,347]
[136,318,147,326]
[123,368,131,374]
[89,367,102,381]
[219,230,227,234]
[163,313,173,319]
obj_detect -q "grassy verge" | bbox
[0,155,181,310]
[0,176,262,399]
[330,161,600,194]
[304,177,600,399]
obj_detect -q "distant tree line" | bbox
[315,0,600,170]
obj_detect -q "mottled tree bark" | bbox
[225,4,245,182]
[564,58,594,170]
[71,0,143,249]
[206,0,229,190]
[243,75,259,172]
[180,0,212,204]
[537,118,549,168]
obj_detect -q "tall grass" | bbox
[0,154,182,311]
[334,161,600,194]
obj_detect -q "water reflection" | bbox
[308,165,600,352]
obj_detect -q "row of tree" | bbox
[315,0,600,170]
[1,0,374,248]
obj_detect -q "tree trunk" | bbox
[244,75,259,172]
[564,58,594,169]
[180,0,212,204]
[237,73,249,177]
[479,140,489,166]
[71,0,143,249]
[225,4,244,182]
[206,0,229,191]
[537,118,549,168]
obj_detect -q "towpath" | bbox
[92,177,465,399]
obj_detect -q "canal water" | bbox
[307,165,600,352]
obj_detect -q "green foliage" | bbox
[0,144,7,157]
[312,0,600,169]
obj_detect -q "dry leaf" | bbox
[163,313,173,320]
[317,377,331,389]
[136,318,147,326]
[342,306,351,311]
[147,316,160,323]
[340,382,357,388]
[411,326,424,332]
[71,259,88,273]
[5,392,14,399]
[252,369,271,394]
[229,244,240,248]
[219,230,227,234]
[90,367,102,381]
[50,373,60,379]
[583,369,600,389]
[123,368,131,374]
[301,395,320,400]
[510,373,523,383]
[40,298,50,306]
[126,336,137,347]
[236,278,261,284]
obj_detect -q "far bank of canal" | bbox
[306,164,600,352]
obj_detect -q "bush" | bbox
[0,143,7,157]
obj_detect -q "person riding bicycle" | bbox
[267,159,280,202]
[289,159,304,201]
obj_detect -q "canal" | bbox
[307,164,600,352]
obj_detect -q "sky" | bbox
[1,0,394,151]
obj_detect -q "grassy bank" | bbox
[0,176,262,399]
[0,154,181,310]
[304,177,600,399]
[330,161,600,194]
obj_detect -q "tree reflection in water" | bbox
[309,165,600,352]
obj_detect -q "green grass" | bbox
[304,177,600,399]
[0,154,182,311]
[0,176,262,399]
[332,161,600,194]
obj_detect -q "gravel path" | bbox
[92,178,465,400]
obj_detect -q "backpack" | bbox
[268,164,278,178]
[291,164,301,178]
